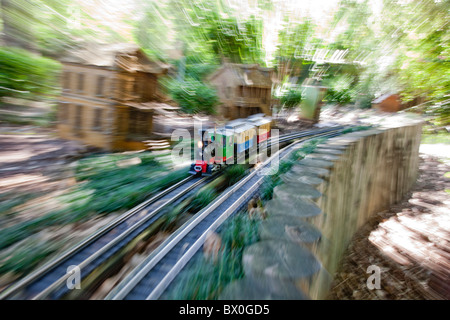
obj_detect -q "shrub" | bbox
[0,46,60,99]
[165,78,219,115]
[280,88,303,109]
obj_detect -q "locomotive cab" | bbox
[189,128,216,176]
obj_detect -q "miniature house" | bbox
[208,63,274,120]
[372,93,405,112]
[57,43,171,151]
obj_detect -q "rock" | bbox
[243,240,321,281]
[280,171,324,186]
[273,181,322,201]
[203,231,223,263]
[314,147,346,155]
[265,196,322,218]
[248,206,267,220]
[219,276,308,300]
[297,157,334,169]
[248,198,266,220]
[259,215,321,244]
[305,153,340,162]
[290,164,330,178]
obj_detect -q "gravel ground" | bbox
[0,125,91,196]
[327,151,450,300]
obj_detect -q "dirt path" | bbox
[0,125,91,196]
[327,152,450,300]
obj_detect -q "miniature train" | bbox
[189,113,272,176]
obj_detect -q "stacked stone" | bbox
[220,122,423,300]
[219,139,346,300]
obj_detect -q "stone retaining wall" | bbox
[220,120,423,300]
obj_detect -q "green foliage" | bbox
[184,59,218,82]
[387,0,449,105]
[421,129,450,145]
[0,238,61,275]
[0,152,189,251]
[165,78,219,115]
[340,125,372,135]
[322,74,355,105]
[294,138,326,158]
[277,19,316,61]
[260,158,294,202]
[163,210,261,300]
[170,0,265,65]
[0,192,40,216]
[223,165,247,187]
[132,1,172,60]
[280,88,303,109]
[324,88,353,105]
[327,0,449,117]
[192,13,263,63]
[260,176,282,202]
[188,186,218,213]
[260,137,325,202]
[0,46,60,99]
[161,184,219,231]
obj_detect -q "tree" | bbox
[275,18,316,82]
[0,0,36,51]
[132,1,172,60]
[171,0,265,65]
[327,0,449,114]
[165,78,219,115]
[0,46,60,99]
[280,88,302,109]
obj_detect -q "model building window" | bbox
[237,86,243,97]
[63,72,71,92]
[122,79,128,92]
[139,112,149,135]
[109,77,116,99]
[93,108,102,131]
[74,104,83,133]
[77,73,85,93]
[129,109,137,135]
[133,80,139,97]
[225,87,231,99]
[128,109,149,136]
[119,79,128,100]
[58,102,69,123]
[96,76,105,97]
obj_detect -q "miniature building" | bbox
[208,63,274,120]
[58,43,171,151]
[372,93,405,112]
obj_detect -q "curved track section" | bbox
[106,127,346,300]
[0,175,209,300]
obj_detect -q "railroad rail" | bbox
[0,174,212,300]
[0,125,346,300]
[106,126,347,300]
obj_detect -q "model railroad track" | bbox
[0,174,215,300]
[106,126,347,300]
[0,125,346,300]
[268,125,346,146]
